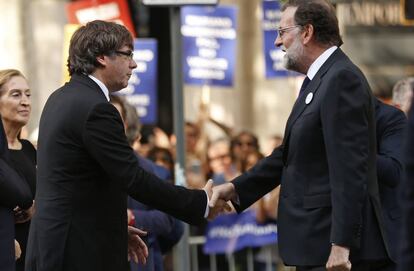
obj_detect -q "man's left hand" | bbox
[14,201,35,224]
[127,226,148,264]
[326,244,351,271]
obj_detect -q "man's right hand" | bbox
[207,182,237,220]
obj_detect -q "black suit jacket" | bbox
[232,49,388,266]
[25,74,207,271]
[399,98,414,271]
[375,100,406,263]
[0,117,32,271]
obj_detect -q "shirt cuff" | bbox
[203,190,210,218]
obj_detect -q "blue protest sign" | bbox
[118,39,158,124]
[181,5,237,87]
[262,0,289,77]
[204,210,277,254]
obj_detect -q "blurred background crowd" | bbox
[0,0,413,270]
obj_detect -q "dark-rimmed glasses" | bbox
[115,50,134,59]
[277,25,301,38]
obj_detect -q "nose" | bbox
[274,34,282,48]
[130,58,137,69]
[21,94,31,106]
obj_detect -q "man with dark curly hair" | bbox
[25,20,222,271]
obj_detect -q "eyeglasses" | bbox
[235,141,256,147]
[115,50,134,59]
[209,153,230,162]
[277,25,301,38]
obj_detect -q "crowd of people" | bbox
[1,0,414,271]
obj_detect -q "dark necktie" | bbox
[299,76,311,96]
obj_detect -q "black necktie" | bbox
[299,76,311,96]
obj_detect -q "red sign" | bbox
[66,0,136,36]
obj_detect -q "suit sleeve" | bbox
[232,145,284,212]
[377,108,407,188]
[321,68,372,247]
[133,208,177,236]
[82,102,207,225]
[400,100,414,270]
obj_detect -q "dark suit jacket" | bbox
[375,100,406,263]
[232,49,388,266]
[399,98,414,271]
[0,117,32,271]
[25,74,207,271]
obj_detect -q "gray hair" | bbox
[392,77,414,114]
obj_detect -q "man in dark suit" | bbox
[375,99,406,271]
[210,1,390,270]
[0,117,33,271]
[398,92,414,271]
[25,20,222,271]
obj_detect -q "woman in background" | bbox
[0,69,36,271]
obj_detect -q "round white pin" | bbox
[305,92,313,104]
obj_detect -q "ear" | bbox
[96,55,107,67]
[302,24,314,45]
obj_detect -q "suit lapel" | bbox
[282,49,346,161]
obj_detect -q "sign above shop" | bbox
[336,1,401,26]
[143,0,218,6]
[333,0,414,26]
[401,0,414,25]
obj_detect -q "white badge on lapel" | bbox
[305,92,313,104]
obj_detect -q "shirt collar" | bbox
[307,46,338,80]
[88,75,110,101]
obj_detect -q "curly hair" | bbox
[67,20,133,76]
[282,0,343,47]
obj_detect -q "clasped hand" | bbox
[127,226,148,264]
[203,180,235,220]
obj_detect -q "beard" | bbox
[282,35,304,73]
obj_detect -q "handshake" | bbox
[203,180,236,220]
[128,180,237,265]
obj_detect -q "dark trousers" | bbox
[296,260,395,271]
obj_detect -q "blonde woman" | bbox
[0,69,36,271]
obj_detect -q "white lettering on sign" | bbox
[196,38,220,49]
[185,15,233,27]
[337,2,400,26]
[187,56,228,70]
[135,62,147,73]
[127,94,150,106]
[208,223,277,238]
[189,69,225,80]
[119,85,135,95]
[125,95,149,117]
[270,49,285,71]
[143,0,218,5]
[262,9,281,31]
[199,48,217,58]
[128,74,140,85]
[137,107,147,117]
[134,49,154,62]
[75,2,120,23]
[181,26,236,39]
